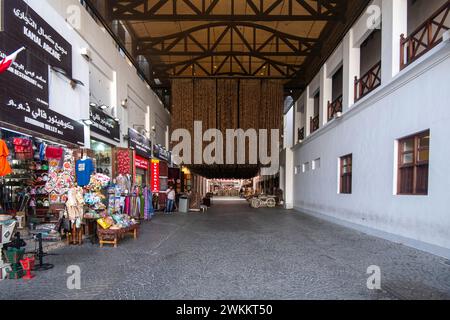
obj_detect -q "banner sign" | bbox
[0,33,49,107]
[153,144,172,163]
[89,107,120,142]
[128,128,152,158]
[151,159,160,193]
[1,0,73,76]
[0,89,85,146]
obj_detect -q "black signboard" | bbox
[0,33,49,107]
[0,89,85,146]
[90,107,121,143]
[1,0,73,76]
[128,128,152,158]
[153,144,171,163]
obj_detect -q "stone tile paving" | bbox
[0,199,449,300]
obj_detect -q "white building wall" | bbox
[293,42,450,258]
[290,0,450,258]
[23,0,90,145]
[30,0,171,148]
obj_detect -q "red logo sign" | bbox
[151,159,160,193]
[135,156,149,170]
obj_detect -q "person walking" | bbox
[165,186,176,214]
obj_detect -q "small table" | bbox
[97,224,139,248]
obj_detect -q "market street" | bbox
[0,200,449,300]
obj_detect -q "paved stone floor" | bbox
[1,199,449,300]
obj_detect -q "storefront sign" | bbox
[135,156,149,170]
[153,144,172,163]
[0,33,49,107]
[0,89,85,146]
[128,128,152,158]
[90,107,120,142]
[1,0,73,76]
[151,159,160,193]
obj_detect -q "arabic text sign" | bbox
[89,107,120,142]
[128,128,152,158]
[0,33,49,107]
[2,0,73,76]
[0,89,85,146]
[153,144,172,163]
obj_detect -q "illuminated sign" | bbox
[151,159,160,193]
[135,155,148,170]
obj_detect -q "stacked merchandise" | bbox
[29,162,50,217]
[106,175,154,221]
[83,173,110,217]
[0,134,70,226]
[97,213,138,231]
[107,184,122,216]
[34,223,62,242]
[1,137,36,215]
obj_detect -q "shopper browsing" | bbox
[165,186,176,214]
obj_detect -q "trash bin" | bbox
[179,196,190,213]
[203,197,211,207]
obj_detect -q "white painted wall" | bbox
[284,107,294,149]
[31,0,171,148]
[293,42,450,258]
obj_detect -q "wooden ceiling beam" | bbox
[135,22,319,58]
[110,0,345,21]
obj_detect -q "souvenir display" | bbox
[1,128,149,252]
[87,173,111,193]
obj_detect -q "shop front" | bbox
[134,155,149,187]
[0,1,142,278]
[0,93,87,240]
[126,128,154,220]
[89,105,121,179]
[152,144,173,211]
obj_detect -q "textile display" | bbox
[76,158,95,187]
[66,187,84,221]
[0,139,12,177]
[45,149,76,204]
